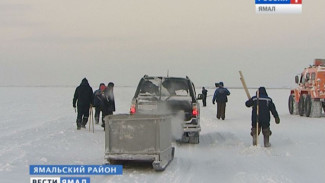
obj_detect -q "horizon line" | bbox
[0,85,291,89]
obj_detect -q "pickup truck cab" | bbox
[130,75,201,144]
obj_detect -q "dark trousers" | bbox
[217,102,226,119]
[251,121,271,136]
[102,111,113,125]
[77,106,89,126]
[202,97,207,107]
[94,106,102,123]
[250,126,272,136]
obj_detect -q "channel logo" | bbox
[255,0,302,14]
[30,177,90,183]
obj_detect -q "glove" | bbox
[212,102,215,105]
[275,117,280,124]
[73,104,76,108]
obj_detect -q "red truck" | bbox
[289,59,325,117]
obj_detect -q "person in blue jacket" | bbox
[245,87,280,147]
[212,82,230,120]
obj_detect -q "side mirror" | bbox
[197,94,203,100]
[295,75,299,84]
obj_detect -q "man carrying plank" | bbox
[239,71,280,147]
[245,87,280,147]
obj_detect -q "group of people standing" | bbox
[202,82,280,147]
[72,78,115,130]
[201,81,230,120]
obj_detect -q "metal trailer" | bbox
[104,114,175,171]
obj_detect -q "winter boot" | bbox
[263,135,271,147]
[251,127,261,146]
[82,117,88,128]
[76,119,82,130]
[262,128,272,147]
[101,123,105,131]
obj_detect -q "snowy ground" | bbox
[0,87,325,183]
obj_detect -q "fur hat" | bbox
[107,82,114,87]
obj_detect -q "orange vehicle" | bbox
[289,59,325,117]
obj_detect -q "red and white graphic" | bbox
[256,0,302,14]
[291,0,302,4]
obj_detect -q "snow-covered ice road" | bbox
[0,87,325,183]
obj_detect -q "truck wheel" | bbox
[189,133,199,144]
[304,95,312,117]
[298,95,305,116]
[311,99,322,118]
[181,133,190,143]
[288,95,295,115]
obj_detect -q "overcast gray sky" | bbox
[1,0,324,88]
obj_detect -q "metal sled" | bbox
[104,114,175,171]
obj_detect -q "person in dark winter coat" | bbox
[73,78,94,130]
[98,82,115,129]
[93,83,106,124]
[202,87,208,107]
[245,87,280,147]
[212,82,230,120]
